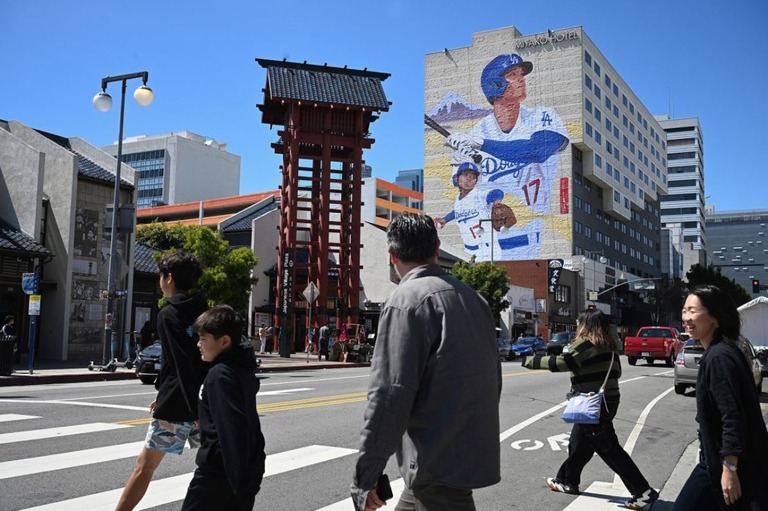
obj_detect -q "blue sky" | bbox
[2,0,766,212]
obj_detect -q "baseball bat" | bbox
[424,114,482,163]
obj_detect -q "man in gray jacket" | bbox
[351,213,501,511]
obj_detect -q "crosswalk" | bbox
[0,413,398,511]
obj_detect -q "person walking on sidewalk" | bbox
[181,305,265,511]
[522,309,659,510]
[257,323,266,354]
[115,252,209,511]
[672,285,768,511]
[351,213,501,511]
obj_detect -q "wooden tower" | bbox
[256,59,390,355]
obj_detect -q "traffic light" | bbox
[752,279,760,293]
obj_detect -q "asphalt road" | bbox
[0,360,723,510]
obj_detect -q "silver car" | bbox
[673,338,764,395]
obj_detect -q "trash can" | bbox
[0,336,17,376]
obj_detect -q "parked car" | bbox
[674,337,764,395]
[497,339,512,361]
[547,331,576,355]
[509,336,547,360]
[135,341,162,385]
[135,341,262,385]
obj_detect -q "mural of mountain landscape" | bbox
[426,91,491,122]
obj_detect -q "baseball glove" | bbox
[491,201,517,231]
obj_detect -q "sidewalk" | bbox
[0,352,370,387]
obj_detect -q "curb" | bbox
[0,361,371,387]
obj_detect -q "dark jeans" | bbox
[181,469,256,511]
[556,397,651,497]
[394,484,475,511]
[672,462,767,511]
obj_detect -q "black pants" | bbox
[556,397,650,497]
[394,484,475,511]
[181,469,256,511]
[672,462,767,511]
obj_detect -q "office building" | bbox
[102,131,240,209]
[395,168,423,209]
[656,116,707,276]
[706,208,768,297]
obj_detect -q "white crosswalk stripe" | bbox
[19,445,357,511]
[0,422,130,444]
[0,413,40,423]
[0,441,145,479]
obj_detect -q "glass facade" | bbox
[121,150,165,208]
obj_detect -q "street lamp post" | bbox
[90,72,153,372]
[475,220,510,263]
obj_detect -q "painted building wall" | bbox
[424,26,582,262]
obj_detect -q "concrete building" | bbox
[361,177,423,227]
[656,116,707,276]
[102,131,240,209]
[1,120,139,361]
[706,208,768,297]
[423,26,669,335]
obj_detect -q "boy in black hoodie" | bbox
[116,252,209,511]
[182,305,266,511]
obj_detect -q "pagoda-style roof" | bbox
[0,218,53,258]
[256,58,391,127]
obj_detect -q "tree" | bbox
[452,257,510,322]
[685,264,752,307]
[136,223,258,312]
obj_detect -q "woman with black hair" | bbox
[522,309,658,509]
[673,285,768,510]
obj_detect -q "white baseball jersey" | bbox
[469,105,567,215]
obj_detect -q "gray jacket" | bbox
[352,263,501,506]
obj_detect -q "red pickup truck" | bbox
[623,326,685,367]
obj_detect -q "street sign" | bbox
[28,295,41,315]
[22,273,38,295]
[588,291,599,301]
[303,282,318,303]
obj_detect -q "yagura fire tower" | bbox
[257,58,390,353]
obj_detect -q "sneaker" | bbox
[546,477,580,495]
[625,488,659,510]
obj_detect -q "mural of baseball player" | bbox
[444,53,569,260]
[434,162,516,261]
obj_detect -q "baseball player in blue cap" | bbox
[446,53,569,260]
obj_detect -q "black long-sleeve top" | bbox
[153,293,209,421]
[195,343,265,496]
[696,338,768,503]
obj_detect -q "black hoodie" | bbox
[153,293,209,422]
[195,341,266,497]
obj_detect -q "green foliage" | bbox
[136,223,258,312]
[685,264,752,307]
[451,257,510,322]
[135,221,187,250]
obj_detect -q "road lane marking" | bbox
[0,414,39,423]
[0,422,130,444]
[0,441,144,479]
[0,398,147,411]
[19,445,357,511]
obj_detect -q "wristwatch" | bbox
[722,460,738,472]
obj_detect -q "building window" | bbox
[585,51,592,65]
[594,62,601,76]
[554,285,571,303]
[595,154,602,168]
[585,75,592,89]
[594,85,601,99]
[595,131,602,145]
[594,108,602,122]
[585,123,593,137]
[585,98,592,113]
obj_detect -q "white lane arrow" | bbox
[547,433,571,451]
